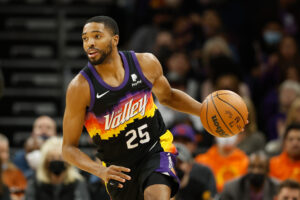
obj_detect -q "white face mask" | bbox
[26,150,41,170]
[215,135,238,148]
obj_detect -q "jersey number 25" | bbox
[125,124,150,149]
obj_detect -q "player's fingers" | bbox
[109,174,126,183]
[116,171,131,180]
[111,165,131,173]
[108,165,131,180]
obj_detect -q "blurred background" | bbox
[0,0,300,199]
[1,0,300,149]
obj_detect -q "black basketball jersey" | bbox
[80,51,175,167]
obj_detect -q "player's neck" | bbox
[93,49,120,69]
[93,50,125,86]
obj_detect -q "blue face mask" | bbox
[263,31,282,45]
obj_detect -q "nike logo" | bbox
[96,91,109,99]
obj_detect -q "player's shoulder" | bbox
[134,52,162,81]
[135,52,160,66]
[66,73,89,95]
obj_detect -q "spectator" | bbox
[274,179,300,200]
[0,159,11,200]
[171,123,197,156]
[277,35,300,82]
[155,51,203,131]
[266,97,300,156]
[0,134,27,200]
[269,123,300,182]
[23,136,44,179]
[165,51,201,100]
[266,80,300,141]
[13,115,57,179]
[221,151,279,200]
[201,36,233,79]
[260,35,300,100]
[201,50,250,101]
[237,98,266,155]
[25,137,90,200]
[286,98,300,126]
[128,8,173,53]
[200,9,223,40]
[172,15,199,53]
[195,135,249,192]
[174,143,216,200]
[259,20,283,58]
[31,115,57,140]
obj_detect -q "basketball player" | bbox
[62,16,203,200]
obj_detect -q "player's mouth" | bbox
[87,49,100,58]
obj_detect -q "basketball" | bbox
[200,90,248,137]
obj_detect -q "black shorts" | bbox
[106,151,179,200]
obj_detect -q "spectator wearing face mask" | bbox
[25,137,90,200]
[22,136,44,179]
[13,115,57,179]
[221,151,279,200]
[195,135,249,192]
[174,143,217,200]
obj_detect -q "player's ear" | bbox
[112,35,119,46]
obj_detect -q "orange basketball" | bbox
[200,90,248,137]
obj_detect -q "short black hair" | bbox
[276,179,300,195]
[283,123,300,141]
[85,16,119,35]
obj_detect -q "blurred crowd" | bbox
[1,0,300,199]
[125,1,300,198]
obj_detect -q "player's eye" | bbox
[82,37,88,41]
[95,34,101,39]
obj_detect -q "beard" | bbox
[87,42,112,65]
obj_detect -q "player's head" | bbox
[82,16,119,65]
[275,179,300,200]
[283,123,300,160]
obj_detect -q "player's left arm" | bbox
[136,53,202,117]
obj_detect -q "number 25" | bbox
[125,124,150,149]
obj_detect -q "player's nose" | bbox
[87,38,96,47]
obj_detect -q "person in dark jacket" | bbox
[221,151,279,200]
[25,137,90,200]
[174,143,217,200]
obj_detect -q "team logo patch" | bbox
[131,74,142,87]
[131,74,137,82]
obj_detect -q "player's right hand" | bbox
[100,165,131,188]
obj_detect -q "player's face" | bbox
[276,188,300,200]
[285,129,300,158]
[82,22,117,65]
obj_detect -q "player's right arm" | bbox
[62,74,131,187]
